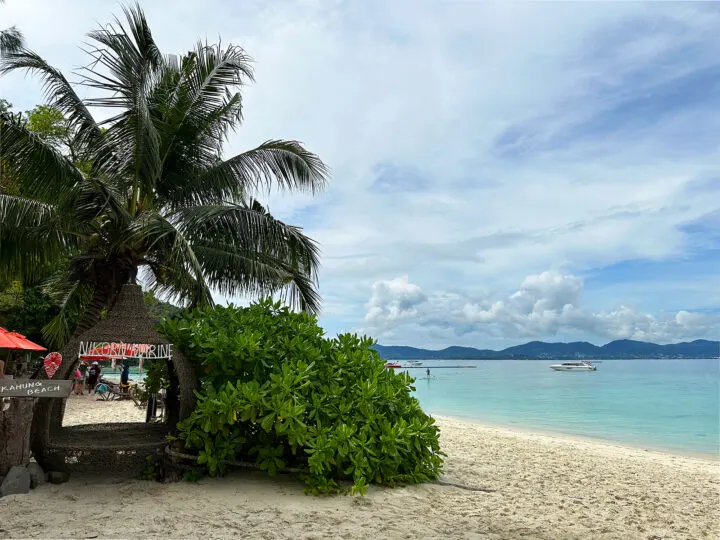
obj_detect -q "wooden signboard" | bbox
[0,379,73,398]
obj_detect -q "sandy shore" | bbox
[1,394,718,539]
[61,392,146,425]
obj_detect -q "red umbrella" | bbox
[0,329,18,349]
[0,327,46,351]
[0,328,46,379]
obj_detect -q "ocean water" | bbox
[103,366,147,382]
[407,359,719,458]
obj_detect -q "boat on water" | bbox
[384,362,402,369]
[405,360,423,367]
[550,361,597,372]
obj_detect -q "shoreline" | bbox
[431,412,720,463]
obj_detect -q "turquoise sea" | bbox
[104,366,147,382]
[407,359,719,458]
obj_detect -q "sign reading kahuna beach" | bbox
[0,379,73,398]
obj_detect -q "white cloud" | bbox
[361,271,720,347]
[364,276,426,325]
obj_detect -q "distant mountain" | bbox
[372,339,720,360]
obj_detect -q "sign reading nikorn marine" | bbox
[78,342,173,360]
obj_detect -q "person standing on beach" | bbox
[87,361,101,394]
[73,367,83,395]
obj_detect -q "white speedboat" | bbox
[405,360,423,367]
[550,361,597,372]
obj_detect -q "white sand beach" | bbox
[1,394,718,539]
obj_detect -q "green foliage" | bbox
[25,105,68,148]
[135,359,170,404]
[0,281,59,344]
[143,290,184,324]
[160,300,444,496]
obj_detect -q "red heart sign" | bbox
[43,352,62,379]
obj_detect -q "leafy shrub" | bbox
[135,360,170,404]
[159,300,444,495]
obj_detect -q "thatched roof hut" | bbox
[34,284,197,475]
[78,283,171,345]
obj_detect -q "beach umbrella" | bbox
[0,327,46,351]
[0,329,19,349]
[0,327,46,378]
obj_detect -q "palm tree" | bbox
[0,3,328,350]
[0,0,23,55]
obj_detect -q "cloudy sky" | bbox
[3,0,719,349]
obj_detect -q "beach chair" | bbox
[95,380,131,401]
[95,383,112,401]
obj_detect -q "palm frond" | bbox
[82,3,163,105]
[153,44,252,207]
[167,140,328,208]
[175,201,320,268]
[191,243,321,314]
[0,193,78,282]
[162,42,252,152]
[169,201,322,312]
[41,273,93,348]
[0,26,23,55]
[142,254,213,309]
[208,139,328,194]
[0,112,85,202]
[0,48,101,147]
[128,211,213,307]
[80,3,163,196]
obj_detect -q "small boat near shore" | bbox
[384,362,402,369]
[550,361,597,372]
[405,360,423,367]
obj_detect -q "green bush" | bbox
[159,300,444,495]
[135,360,170,404]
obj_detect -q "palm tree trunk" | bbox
[0,398,34,477]
[30,278,117,468]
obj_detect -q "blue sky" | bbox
[2,0,719,348]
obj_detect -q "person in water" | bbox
[426,368,431,377]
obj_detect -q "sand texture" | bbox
[1,395,718,539]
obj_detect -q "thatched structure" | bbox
[79,282,172,344]
[35,284,196,474]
